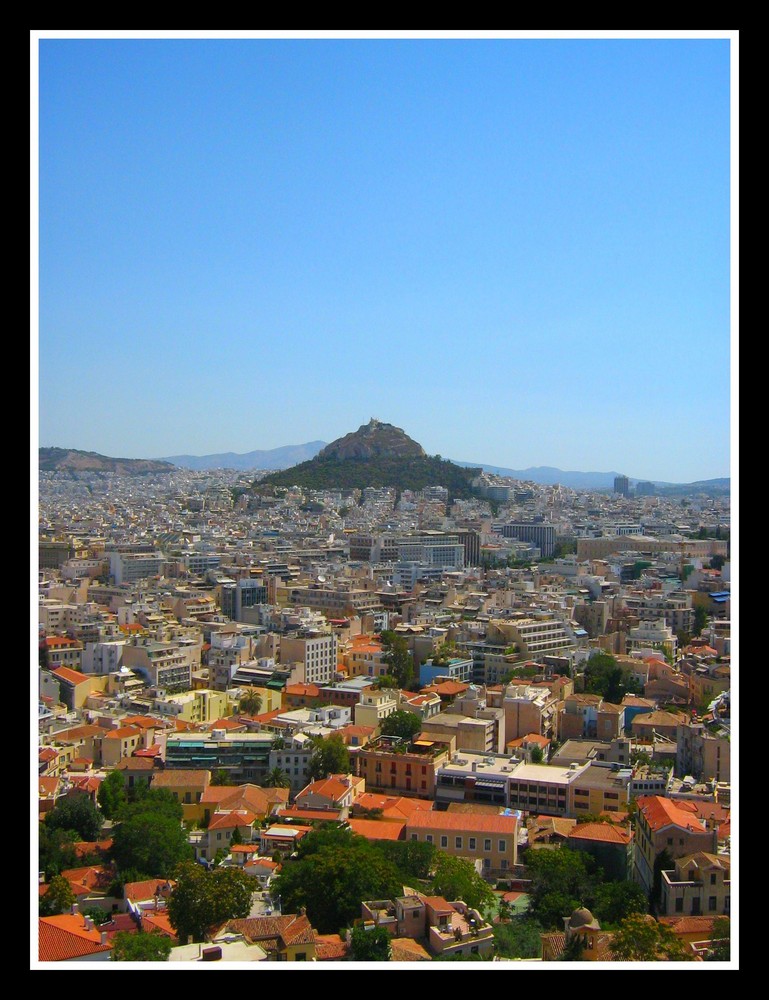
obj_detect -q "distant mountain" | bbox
[162,442,327,471]
[452,462,623,490]
[257,419,480,498]
[451,461,730,494]
[39,448,175,475]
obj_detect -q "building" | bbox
[633,795,719,899]
[165,731,274,783]
[404,810,519,875]
[660,852,731,918]
[676,722,731,783]
[566,822,634,881]
[498,522,556,558]
[419,656,474,687]
[614,475,630,497]
[355,735,452,799]
[280,631,338,687]
[121,639,193,692]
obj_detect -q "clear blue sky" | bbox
[34,32,734,483]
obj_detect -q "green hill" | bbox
[255,420,480,498]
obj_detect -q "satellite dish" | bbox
[317,575,326,583]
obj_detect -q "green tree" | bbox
[273,838,402,933]
[380,710,423,741]
[583,653,641,704]
[652,848,674,910]
[610,913,692,961]
[430,854,495,912]
[592,881,648,926]
[38,824,80,878]
[167,862,254,943]
[45,795,103,842]
[376,840,437,881]
[238,687,263,716]
[111,792,191,878]
[211,769,230,786]
[97,769,127,820]
[39,874,77,916]
[693,605,709,636]
[530,745,545,764]
[264,767,292,789]
[492,917,543,959]
[705,917,730,962]
[379,631,414,689]
[308,734,350,780]
[349,923,392,961]
[111,930,173,962]
[524,847,596,929]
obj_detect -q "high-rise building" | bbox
[614,475,630,497]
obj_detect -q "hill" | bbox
[162,441,326,471]
[256,420,480,498]
[39,448,175,475]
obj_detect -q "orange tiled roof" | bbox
[51,667,90,685]
[637,796,709,834]
[140,911,178,940]
[38,915,112,961]
[276,807,344,823]
[348,819,405,841]
[568,822,632,845]
[659,915,727,936]
[103,725,143,740]
[39,776,60,796]
[315,933,350,961]
[225,914,316,947]
[390,937,432,961]
[208,809,258,831]
[123,878,174,903]
[406,810,518,835]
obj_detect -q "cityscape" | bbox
[34,32,735,968]
[36,421,732,965]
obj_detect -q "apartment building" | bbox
[404,810,519,874]
[165,731,275,783]
[633,795,719,898]
[355,735,452,799]
[660,852,731,918]
[280,631,338,687]
[676,723,731,783]
[121,639,192,692]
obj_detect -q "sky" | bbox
[34,31,735,483]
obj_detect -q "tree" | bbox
[610,913,692,961]
[379,631,414,689]
[530,745,545,764]
[211,769,230,786]
[97,769,127,820]
[238,687,263,717]
[45,795,104,842]
[273,837,402,933]
[264,767,291,789]
[492,917,543,959]
[349,924,392,962]
[38,824,80,878]
[693,605,709,636]
[380,710,423,741]
[308,734,350,780]
[39,874,77,916]
[376,840,436,881]
[430,854,495,912]
[168,862,254,943]
[592,881,648,926]
[111,930,173,962]
[583,652,641,704]
[111,792,191,878]
[524,847,596,929]
[704,917,730,962]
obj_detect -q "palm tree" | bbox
[264,767,291,789]
[238,687,263,716]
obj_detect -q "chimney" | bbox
[100,931,109,945]
[84,916,94,931]
[70,903,79,915]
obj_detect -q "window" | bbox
[498,840,506,853]
[675,897,683,913]
[469,838,476,850]
[411,834,418,842]
[455,837,463,849]
[426,835,433,844]
[440,836,448,848]
[709,897,717,911]
[667,837,673,846]
[484,839,492,852]
[710,874,717,885]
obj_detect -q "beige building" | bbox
[353,689,399,731]
[421,712,498,756]
[634,795,719,898]
[101,725,149,767]
[404,810,519,875]
[676,722,730,783]
[503,684,555,741]
[660,852,731,918]
[149,769,212,824]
